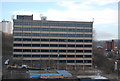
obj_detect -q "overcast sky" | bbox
[0,0,119,40]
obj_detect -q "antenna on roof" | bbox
[40,14,47,21]
[12,15,15,20]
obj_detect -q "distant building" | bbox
[97,46,104,53]
[13,15,93,69]
[0,20,12,34]
[105,40,115,51]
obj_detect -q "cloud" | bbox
[96,31,118,40]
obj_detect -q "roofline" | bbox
[13,19,93,23]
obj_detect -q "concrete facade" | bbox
[13,15,93,69]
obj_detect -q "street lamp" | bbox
[57,53,60,70]
[114,60,119,81]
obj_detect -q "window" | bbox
[50,44,58,47]
[59,50,66,52]
[84,45,92,47]
[84,50,92,53]
[32,49,40,52]
[76,55,83,57]
[41,55,49,57]
[68,39,75,42]
[84,55,92,58]
[76,45,83,47]
[76,50,83,53]
[41,49,49,52]
[14,44,22,47]
[14,49,22,52]
[59,55,66,57]
[23,38,31,41]
[67,55,75,57]
[14,38,22,41]
[13,54,22,57]
[23,55,31,57]
[32,55,40,57]
[50,50,58,52]
[76,60,83,63]
[60,60,66,63]
[68,44,75,47]
[84,60,92,63]
[68,50,75,53]
[23,49,31,52]
[50,39,58,42]
[50,55,57,57]
[32,39,40,41]
[76,40,83,42]
[41,44,49,47]
[32,44,40,47]
[84,40,92,42]
[41,39,49,42]
[23,44,31,47]
[59,39,66,42]
[59,44,66,47]
[67,60,74,63]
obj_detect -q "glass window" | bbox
[41,49,49,52]
[41,55,49,57]
[50,44,58,47]
[50,55,57,57]
[32,55,40,57]
[59,44,66,47]
[50,50,58,52]
[84,45,92,47]
[67,60,74,63]
[59,50,66,52]
[84,50,92,53]
[68,39,75,42]
[14,49,22,52]
[67,55,75,57]
[41,39,49,42]
[76,45,83,47]
[76,55,83,57]
[76,39,83,42]
[84,55,92,58]
[32,44,40,47]
[59,39,66,42]
[23,49,31,52]
[68,44,75,47]
[76,50,83,53]
[23,38,31,41]
[59,55,66,57]
[41,44,49,47]
[23,44,31,47]
[13,54,22,57]
[14,38,22,41]
[84,60,92,63]
[60,60,66,63]
[32,39,40,41]
[68,50,75,53]
[76,60,83,63]
[84,40,92,42]
[50,39,58,42]
[14,44,22,47]
[23,55,31,57]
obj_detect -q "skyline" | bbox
[0,0,119,40]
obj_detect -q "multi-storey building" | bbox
[13,15,93,69]
[1,20,12,34]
